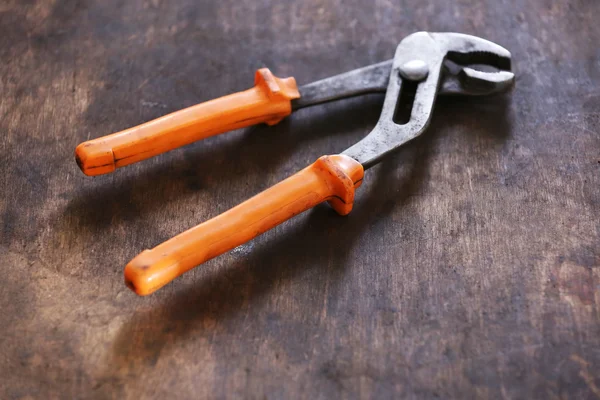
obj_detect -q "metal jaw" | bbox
[342,32,514,169]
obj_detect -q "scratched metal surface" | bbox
[1,0,599,398]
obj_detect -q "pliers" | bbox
[75,32,514,295]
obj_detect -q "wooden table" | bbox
[1,1,599,398]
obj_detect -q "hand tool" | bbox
[122,32,514,295]
[74,34,513,176]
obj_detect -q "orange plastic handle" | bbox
[75,68,300,176]
[124,154,364,295]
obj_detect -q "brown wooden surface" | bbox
[1,1,599,399]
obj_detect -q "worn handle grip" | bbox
[124,154,364,295]
[75,69,299,176]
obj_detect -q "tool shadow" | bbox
[108,142,428,372]
[107,94,513,371]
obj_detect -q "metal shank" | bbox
[292,61,392,110]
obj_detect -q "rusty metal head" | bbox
[342,32,514,168]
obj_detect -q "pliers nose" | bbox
[430,32,514,96]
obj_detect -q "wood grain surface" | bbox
[1,0,599,398]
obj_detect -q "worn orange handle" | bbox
[75,69,300,176]
[124,154,364,295]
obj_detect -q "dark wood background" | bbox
[1,0,599,398]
